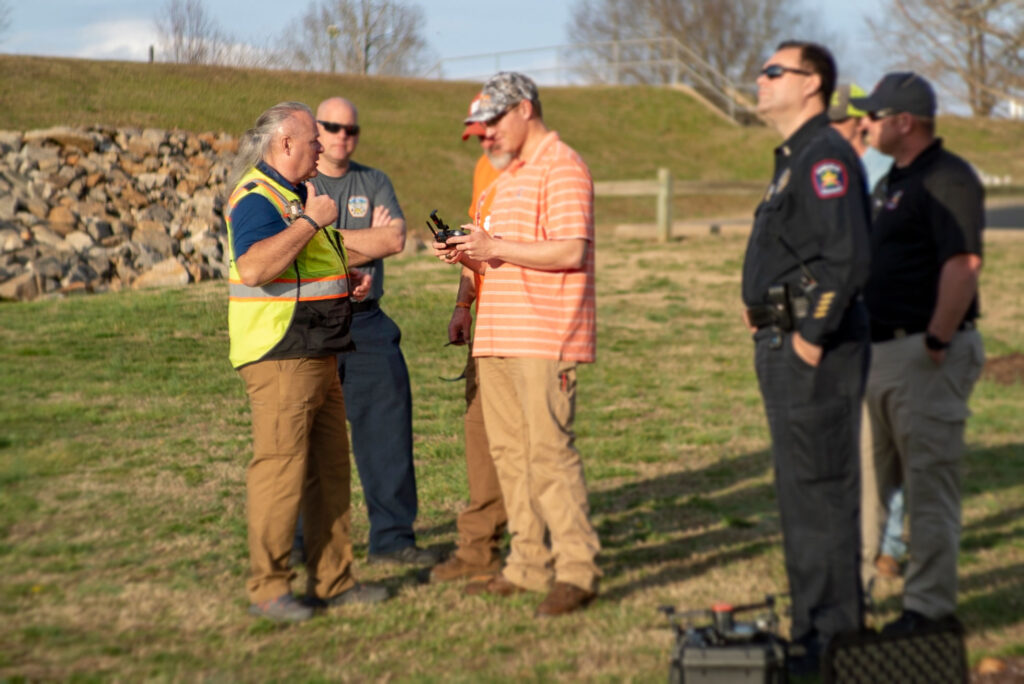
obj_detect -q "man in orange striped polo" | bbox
[435,72,600,617]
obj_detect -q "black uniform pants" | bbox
[754,325,867,649]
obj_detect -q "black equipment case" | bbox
[822,617,968,684]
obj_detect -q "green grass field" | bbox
[2,226,1023,680]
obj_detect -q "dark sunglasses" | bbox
[317,120,360,136]
[484,104,518,127]
[759,64,812,79]
[867,109,899,121]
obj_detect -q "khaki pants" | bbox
[860,330,984,617]
[477,356,601,593]
[454,347,508,566]
[239,357,355,603]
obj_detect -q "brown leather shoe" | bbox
[464,574,529,597]
[535,582,596,617]
[430,554,502,583]
[875,554,901,579]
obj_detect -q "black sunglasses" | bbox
[317,120,361,136]
[483,104,519,127]
[759,64,813,80]
[867,109,900,121]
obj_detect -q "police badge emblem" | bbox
[811,159,848,199]
[348,196,370,218]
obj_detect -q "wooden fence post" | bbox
[656,167,672,243]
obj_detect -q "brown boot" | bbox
[465,574,530,597]
[535,582,596,617]
[430,554,502,583]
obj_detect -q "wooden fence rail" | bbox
[594,168,763,242]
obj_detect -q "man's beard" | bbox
[486,149,514,170]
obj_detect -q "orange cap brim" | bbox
[462,122,486,140]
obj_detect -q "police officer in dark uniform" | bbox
[741,41,871,673]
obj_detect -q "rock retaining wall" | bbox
[0,126,238,302]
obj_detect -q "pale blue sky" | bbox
[4,1,888,93]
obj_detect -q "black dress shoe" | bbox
[787,634,822,680]
[367,545,440,566]
[787,650,821,679]
[881,609,956,636]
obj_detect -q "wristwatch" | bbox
[924,332,950,351]
[298,214,321,232]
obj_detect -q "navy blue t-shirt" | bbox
[230,161,308,259]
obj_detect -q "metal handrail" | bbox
[428,36,759,125]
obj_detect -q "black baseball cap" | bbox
[850,72,936,118]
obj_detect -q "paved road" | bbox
[986,201,1024,229]
[615,198,1024,239]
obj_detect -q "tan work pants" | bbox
[239,357,355,603]
[860,329,984,617]
[454,347,508,566]
[477,356,601,593]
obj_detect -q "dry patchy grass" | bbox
[1,231,1022,681]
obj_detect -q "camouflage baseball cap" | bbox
[463,71,539,124]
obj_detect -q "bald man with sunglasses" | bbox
[741,40,871,675]
[293,96,438,569]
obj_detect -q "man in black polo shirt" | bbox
[741,40,871,674]
[852,73,985,634]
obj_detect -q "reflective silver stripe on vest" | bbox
[229,276,348,301]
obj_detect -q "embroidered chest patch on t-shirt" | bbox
[347,196,369,218]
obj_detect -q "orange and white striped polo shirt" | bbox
[472,131,596,363]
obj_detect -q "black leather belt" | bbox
[351,299,380,314]
[871,319,975,343]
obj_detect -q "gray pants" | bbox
[860,329,984,618]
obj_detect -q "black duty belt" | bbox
[747,289,810,332]
[747,304,781,329]
[351,299,380,314]
[871,319,975,343]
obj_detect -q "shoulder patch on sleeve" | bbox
[810,159,849,199]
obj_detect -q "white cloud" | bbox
[74,19,158,62]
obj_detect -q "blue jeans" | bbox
[880,488,907,558]
[296,305,419,555]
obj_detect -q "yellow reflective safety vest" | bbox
[226,166,354,369]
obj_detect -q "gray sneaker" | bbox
[325,583,390,607]
[367,545,440,567]
[248,593,314,623]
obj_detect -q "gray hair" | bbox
[228,101,313,189]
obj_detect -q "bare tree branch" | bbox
[154,0,222,64]
[153,0,281,68]
[0,0,12,44]
[868,0,1023,116]
[566,0,833,86]
[280,0,435,76]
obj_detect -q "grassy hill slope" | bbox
[4,55,1022,230]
